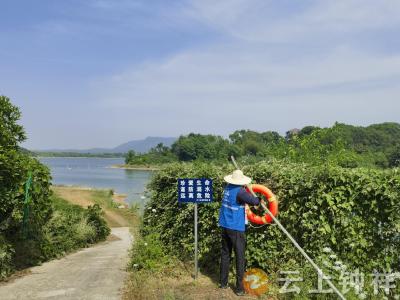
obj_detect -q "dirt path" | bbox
[0,227,132,300]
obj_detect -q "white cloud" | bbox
[97,44,400,105]
[91,0,400,136]
[10,0,399,149]
[185,0,400,42]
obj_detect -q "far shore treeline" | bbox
[32,123,400,169]
[34,151,125,158]
[125,123,400,169]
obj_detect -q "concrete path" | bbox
[0,227,132,300]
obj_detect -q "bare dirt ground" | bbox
[0,227,132,300]
[123,270,259,300]
[52,186,94,207]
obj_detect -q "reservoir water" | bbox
[39,157,153,206]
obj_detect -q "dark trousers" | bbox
[220,227,246,291]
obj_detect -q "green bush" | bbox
[86,204,110,241]
[142,162,400,287]
[1,184,110,277]
[74,218,96,244]
[13,196,110,268]
[0,152,53,242]
[0,95,53,277]
[41,210,84,259]
[142,163,227,268]
[0,236,14,278]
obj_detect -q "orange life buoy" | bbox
[246,184,278,225]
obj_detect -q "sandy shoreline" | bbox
[52,185,128,207]
[37,156,124,159]
[109,164,159,171]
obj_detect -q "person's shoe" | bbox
[235,289,246,296]
[219,284,228,289]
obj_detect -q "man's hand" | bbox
[254,197,265,210]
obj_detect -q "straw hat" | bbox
[224,170,252,185]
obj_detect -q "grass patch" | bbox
[93,189,140,231]
[123,229,249,300]
[91,190,119,209]
[123,233,194,300]
[129,233,176,272]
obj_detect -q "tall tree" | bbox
[0,95,26,149]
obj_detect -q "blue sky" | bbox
[1,0,400,149]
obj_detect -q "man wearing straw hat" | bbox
[219,169,260,296]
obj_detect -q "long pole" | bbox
[194,203,198,279]
[230,156,346,300]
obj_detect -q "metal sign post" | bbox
[178,178,213,280]
[194,203,198,279]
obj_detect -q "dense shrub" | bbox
[0,236,13,278]
[86,204,111,241]
[142,163,225,269]
[0,96,110,279]
[9,196,110,271]
[1,95,53,277]
[39,197,109,261]
[0,152,53,238]
[0,154,52,262]
[143,162,400,275]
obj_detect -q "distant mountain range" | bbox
[36,137,177,154]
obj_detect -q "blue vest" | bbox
[219,184,246,232]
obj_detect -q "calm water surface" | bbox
[40,157,153,205]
